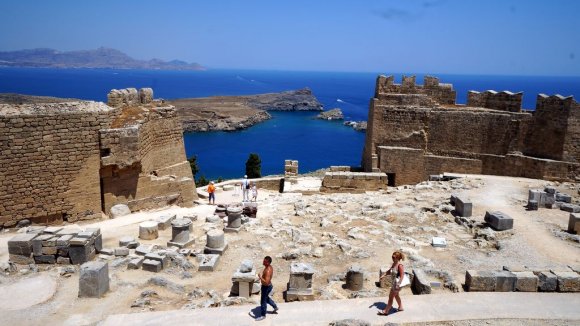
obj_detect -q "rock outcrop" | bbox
[169,88,323,132]
[344,121,367,131]
[316,108,344,120]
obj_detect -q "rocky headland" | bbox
[0,93,80,104]
[168,88,323,132]
[0,47,204,70]
[316,108,344,120]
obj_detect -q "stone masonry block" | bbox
[537,271,558,292]
[79,261,109,298]
[128,257,145,269]
[562,204,580,213]
[568,213,580,234]
[556,193,572,203]
[465,270,495,292]
[494,270,516,292]
[9,254,34,265]
[34,255,56,264]
[32,234,53,256]
[514,272,538,292]
[69,243,94,265]
[484,211,513,231]
[142,259,162,272]
[8,233,37,256]
[145,253,169,268]
[455,196,472,217]
[412,269,432,294]
[553,271,580,292]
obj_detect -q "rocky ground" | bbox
[0,175,578,325]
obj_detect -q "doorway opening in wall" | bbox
[387,173,396,187]
[100,177,105,212]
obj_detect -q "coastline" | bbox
[169,88,323,132]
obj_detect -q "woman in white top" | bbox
[378,250,405,315]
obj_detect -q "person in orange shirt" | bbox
[207,181,216,205]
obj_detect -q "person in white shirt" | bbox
[241,175,250,201]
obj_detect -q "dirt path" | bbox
[459,174,579,267]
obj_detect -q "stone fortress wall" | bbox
[362,75,580,186]
[0,88,196,227]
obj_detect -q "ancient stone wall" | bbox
[363,75,580,185]
[427,109,532,156]
[467,90,523,112]
[377,146,425,185]
[374,75,456,105]
[424,155,482,177]
[100,105,196,213]
[1,87,197,227]
[524,94,572,161]
[107,88,154,108]
[0,102,117,226]
[320,172,387,193]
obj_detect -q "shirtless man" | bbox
[255,256,278,321]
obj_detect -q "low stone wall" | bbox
[8,226,101,265]
[320,172,387,193]
[465,267,580,292]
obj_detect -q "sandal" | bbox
[377,311,389,316]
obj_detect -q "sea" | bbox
[1,67,580,181]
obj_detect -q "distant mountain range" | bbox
[0,47,205,70]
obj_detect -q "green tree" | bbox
[187,155,200,177]
[196,175,209,187]
[245,153,262,178]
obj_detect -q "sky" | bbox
[0,0,579,76]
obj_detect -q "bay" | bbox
[1,67,579,180]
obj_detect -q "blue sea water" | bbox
[1,68,580,180]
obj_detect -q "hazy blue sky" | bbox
[1,0,579,75]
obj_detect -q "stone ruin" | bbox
[79,261,110,298]
[8,226,102,265]
[284,159,299,177]
[363,75,580,185]
[321,166,388,193]
[230,259,260,298]
[466,265,580,293]
[0,87,197,228]
[286,262,315,301]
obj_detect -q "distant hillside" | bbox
[0,47,205,70]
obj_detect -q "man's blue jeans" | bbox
[260,284,277,316]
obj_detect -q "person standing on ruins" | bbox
[207,181,216,205]
[242,175,250,202]
[251,182,258,202]
[255,256,278,321]
[378,250,406,316]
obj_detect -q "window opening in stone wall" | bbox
[100,148,111,157]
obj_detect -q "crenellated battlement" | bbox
[466,90,523,112]
[536,94,578,112]
[107,87,155,108]
[374,75,456,105]
[363,74,580,185]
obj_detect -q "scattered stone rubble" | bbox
[8,226,101,265]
